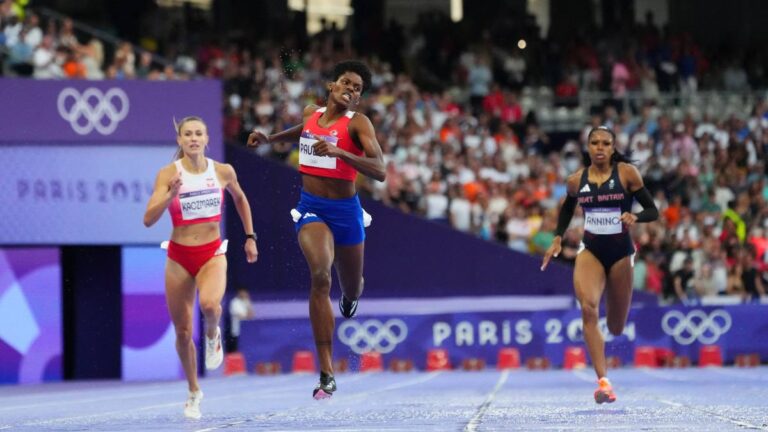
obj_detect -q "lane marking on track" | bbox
[574,369,767,431]
[656,399,768,431]
[16,374,346,428]
[195,372,446,432]
[463,370,510,432]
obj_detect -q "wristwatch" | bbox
[245,233,257,241]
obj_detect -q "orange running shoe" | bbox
[594,377,617,404]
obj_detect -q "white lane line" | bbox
[18,379,313,427]
[572,369,595,383]
[342,371,444,401]
[1,374,306,413]
[585,369,766,431]
[0,381,171,404]
[194,372,445,432]
[0,388,179,412]
[18,372,373,429]
[637,368,691,382]
[537,426,682,430]
[463,370,510,432]
[195,420,248,432]
[656,399,768,431]
[705,367,768,382]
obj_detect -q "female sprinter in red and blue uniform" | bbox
[248,60,385,399]
[144,116,258,419]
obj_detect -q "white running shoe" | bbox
[184,390,203,419]
[205,326,224,370]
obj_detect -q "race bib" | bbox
[179,188,221,220]
[299,131,338,169]
[584,207,622,235]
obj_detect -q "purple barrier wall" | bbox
[0,79,223,152]
[240,305,765,371]
[121,247,199,381]
[0,248,61,384]
[0,79,223,245]
[225,145,573,299]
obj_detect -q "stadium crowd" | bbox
[2,3,767,305]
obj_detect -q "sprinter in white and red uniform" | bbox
[541,126,658,404]
[144,116,258,419]
[247,61,385,399]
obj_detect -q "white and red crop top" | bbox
[298,108,363,181]
[168,158,223,227]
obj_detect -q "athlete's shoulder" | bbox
[617,161,643,190]
[348,110,373,128]
[303,104,322,117]
[566,169,584,185]
[213,160,236,178]
[565,169,583,196]
[617,161,641,179]
[159,161,178,175]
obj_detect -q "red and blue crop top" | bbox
[298,108,363,182]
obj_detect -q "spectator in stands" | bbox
[22,12,40,48]
[7,26,32,76]
[554,72,579,107]
[672,256,696,304]
[692,263,721,298]
[31,34,60,78]
[740,248,766,300]
[57,17,78,49]
[726,263,746,297]
[467,54,493,116]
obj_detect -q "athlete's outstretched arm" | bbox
[541,171,580,271]
[247,105,319,147]
[313,113,385,181]
[220,163,258,263]
[143,165,180,227]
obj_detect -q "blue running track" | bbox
[1,367,766,431]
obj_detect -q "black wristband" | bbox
[631,187,659,223]
[245,233,257,241]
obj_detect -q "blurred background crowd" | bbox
[2,0,767,305]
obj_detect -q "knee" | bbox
[199,299,220,317]
[175,327,193,345]
[310,269,331,294]
[579,300,600,325]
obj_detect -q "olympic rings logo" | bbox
[338,319,408,354]
[57,87,130,135]
[661,309,732,345]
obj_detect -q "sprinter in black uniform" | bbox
[541,126,658,404]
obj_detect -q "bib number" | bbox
[179,189,221,220]
[584,207,622,235]
[299,131,338,169]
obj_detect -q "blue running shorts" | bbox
[291,190,368,245]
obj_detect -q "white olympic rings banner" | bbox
[661,309,732,345]
[57,87,130,136]
[338,319,408,354]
